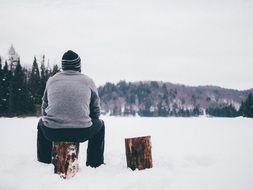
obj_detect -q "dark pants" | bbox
[37,119,105,168]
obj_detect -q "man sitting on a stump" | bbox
[37,50,105,168]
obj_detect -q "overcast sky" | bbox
[0,0,252,90]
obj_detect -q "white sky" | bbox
[0,0,252,90]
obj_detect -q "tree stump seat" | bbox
[125,136,153,171]
[51,141,80,179]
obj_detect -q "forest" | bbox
[0,46,252,118]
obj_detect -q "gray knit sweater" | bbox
[41,70,100,129]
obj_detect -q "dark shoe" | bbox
[86,162,105,168]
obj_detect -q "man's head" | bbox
[62,50,81,71]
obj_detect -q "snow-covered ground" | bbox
[0,116,253,190]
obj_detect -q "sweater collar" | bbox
[61,70,81,75]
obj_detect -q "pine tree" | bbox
[29,57,41,105]
[39,55,47,98]
[6,60,16,115]
[1,62,12,116]
[51,64,60,76]
[239,93,253,118]
[45,59,51,80]
[192,106,201,116]
[206,104,239,117]
[11,60,34,115]
[0,57,4,115]
[8,79,15,115]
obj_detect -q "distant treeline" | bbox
[0,56,253,118]
[98,81,253,118]
[0,56,60,116]
[206,95,253,118]
[98,81,202,117]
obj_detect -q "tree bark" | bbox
[125,136,153,171]
[51,141,80,179]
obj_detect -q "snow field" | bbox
[0,116,253,190]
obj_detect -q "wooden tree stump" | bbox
[51,141,80,179]
[125,136,153,171]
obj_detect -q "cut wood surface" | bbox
[51,141,80,179]
[125,136,153,171]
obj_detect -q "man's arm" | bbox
[89,81,101,119]
[41,88,48,116]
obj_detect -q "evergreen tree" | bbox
[206,104,239,117]
[51,64,60,76]
[39,55,47,98]
[0,56,1,67]
[29,57,41,105]
[0,58,4,115]
[158,101,169,117]
[8,79,15,115]
[192,106,201,116]
[0,62,12,116]
[239,93,253,118]
[12,60,34,115]
[117,80,128,96]
[5,60,15,115]
[45,59,51,80]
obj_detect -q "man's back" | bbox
[37,50,104,167]
[42,70,100,129]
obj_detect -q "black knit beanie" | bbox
[62,50,81,71]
